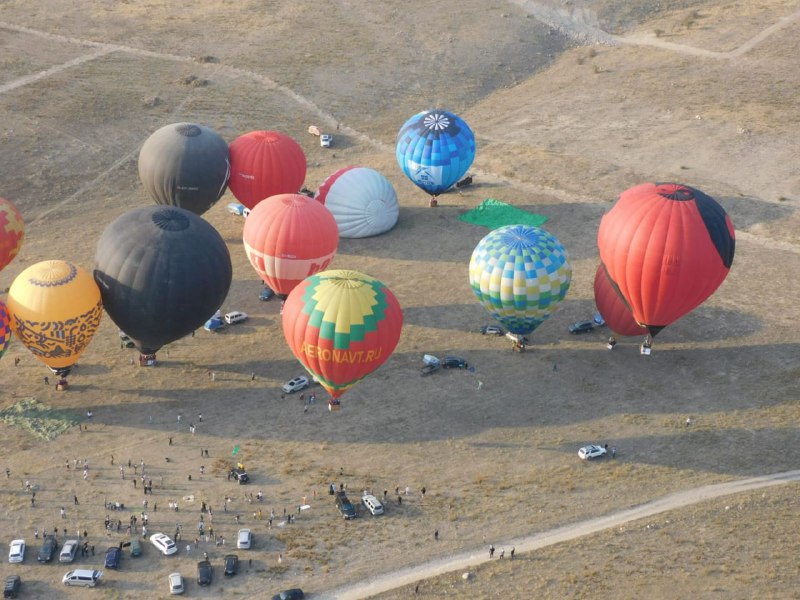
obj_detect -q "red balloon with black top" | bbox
[597,182,735,336]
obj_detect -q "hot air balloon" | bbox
[228,130,307,210]
[0,300,10,360]
[282,269,403,405]
[0,197,24,272]
[94,206,232,362]
[469,224,571,348]
[597,182,735,338]
[396,109,475,202]
[6,260,102,383]
[138,122,230,215]
[243,193,338,297]
[315,166,399,238]
[593,264,646,343]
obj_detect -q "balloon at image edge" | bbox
[0,300,10,360]
[242,193,339,297]
[396,109,475,196]
[94,205,232,356]
[0,197,25,272]
[469,224,572,336]
[228,130,307,210]
[6,260,102,378]
[597,182,735,337]
[593,264,646,337]
[282,269,404,401]
[137,122,230,216]
[314,166,399,238]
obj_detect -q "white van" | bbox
[224,311,248,325]
[62,569,102,587]
[362,494,384,516]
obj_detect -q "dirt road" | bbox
[323,470,800,599]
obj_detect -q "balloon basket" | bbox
[429,197,438,208]
[55,379,68,391]
[139,353,157,367]
[640,343,652,356]
[328,401,341,412]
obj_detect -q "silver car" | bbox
[59,539,79,563]
[8,539,25,563]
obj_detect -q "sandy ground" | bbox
[0,1,799,598]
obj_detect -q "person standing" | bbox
[489,544,495,558]
[434,529,439,541]
[511,547,515,560]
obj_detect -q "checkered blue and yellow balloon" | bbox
[469,224,571,335]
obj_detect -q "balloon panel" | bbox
[598,182,735,332]
[243,194,338,296]
[396,110,475,195]
[469,225,571,335]
[0,300,10,359]
[138,122,230,216]
[7,260,102,370]
[0,198,24,272]
[315,166,399,238]
[228,130,307,209]
[593,264,646,337]
[94,206,232,354]
[282,270,403,399]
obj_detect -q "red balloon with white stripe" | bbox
[243,193,338,296]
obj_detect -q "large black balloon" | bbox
[94,206,232,355]
[138,122,230,215]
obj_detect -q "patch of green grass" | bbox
[0,398,79,440]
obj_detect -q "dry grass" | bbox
[0,0,798,598]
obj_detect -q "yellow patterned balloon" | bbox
[7,260,102,376]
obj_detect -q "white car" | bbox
[150,533,178,556]
[237,528,252,550]
[320,134,332,148]
[8,539,25,563]
[578,444,608,460]
[282,376,309,394]
[168,572,185,594]
[59,539,79,563]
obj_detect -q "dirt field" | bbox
[0,1,799,598]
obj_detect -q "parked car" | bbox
[568,320,595,334]
[362,494,384,516]
[479,325,505,336]
[272,589,305,600]
[442,356,468,369]
[59,540,78,563]
[229,467,250,484]
[282,376,309,394]
[259,286,275,301]
[62,569,102,588]
[118,330,135,348]
[223,554,239,576]
[3,575,20,599]
[37,535,58,563]
[168,572,184,595]
[8,540,24,564]
[224,311,248,325]
[335,491,357,520]
[196,560,213,586]
[204,309,224,332]
[129,537,142,557]
[150,533,178,556]
[104,547,121,570]
[237,529,252,550]
[320,134,332,147]
[578,444,608,460]
[227,201,246,216]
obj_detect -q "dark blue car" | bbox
[104,546,121,569]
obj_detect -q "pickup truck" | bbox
[335,491,357,520]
